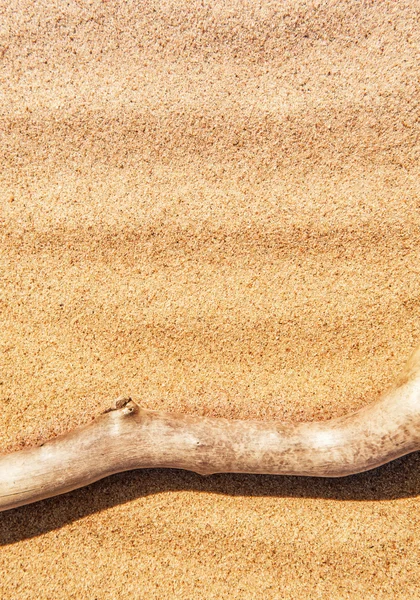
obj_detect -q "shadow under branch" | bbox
[1,451,419,546]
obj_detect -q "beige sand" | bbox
[1,0,420,597]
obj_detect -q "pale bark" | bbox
[1,345,420,511]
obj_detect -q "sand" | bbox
[1,0,420,597]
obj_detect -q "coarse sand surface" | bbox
[1,1,420,597]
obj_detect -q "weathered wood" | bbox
[2,345,420,512]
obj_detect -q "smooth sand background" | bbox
[1,0,420,597]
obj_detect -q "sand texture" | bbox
[1,0,420,597]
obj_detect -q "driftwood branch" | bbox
[1,344,420,511]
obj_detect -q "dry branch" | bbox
[2,344,420,511]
